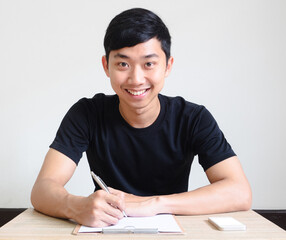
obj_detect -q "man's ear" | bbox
[165,56,174,78]
[102,55,110,77]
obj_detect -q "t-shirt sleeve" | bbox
[192,107,236,171]
[49,99,91,165]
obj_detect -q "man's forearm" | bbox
[31,179,126,227]
[155,157,252,215]
[31,179,80,220]
[125,178,251,216]
[157,179,252,215]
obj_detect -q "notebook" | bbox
[73,214,183,234]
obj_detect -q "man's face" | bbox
[102,38,173,114]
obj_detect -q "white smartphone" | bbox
[208,217,246,231]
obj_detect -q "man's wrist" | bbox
[64,193,84,221]
[152,195,171,215]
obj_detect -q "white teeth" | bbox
[127,89,147,96]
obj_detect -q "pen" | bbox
[91,171,127,217]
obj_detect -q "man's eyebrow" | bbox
[113,53,159,59]
[143,53,159,59]
[113,53,129,59]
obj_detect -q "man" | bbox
[31,8,252,227]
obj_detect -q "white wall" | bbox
[0,0,285,209]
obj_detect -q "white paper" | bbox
[208,217,246,231]
[78,214,182,233]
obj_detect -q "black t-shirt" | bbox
[50,94,235,196]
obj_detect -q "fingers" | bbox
[109,187,137,203]
[108,188,126,209]
[89,215,118,228]
[73,188,128,227]
[83,190,125,227]
[109,187,125,198]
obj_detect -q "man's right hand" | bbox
[31,149,125,227]
[68,189,125,227]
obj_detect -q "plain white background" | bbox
[0,0,285,209]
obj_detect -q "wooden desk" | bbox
[0,209,286,239]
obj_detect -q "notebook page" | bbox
[78,214,182,233]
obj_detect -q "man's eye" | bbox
[118,62,129,68]
[145,62,155,68]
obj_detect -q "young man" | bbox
[31,8,252,227]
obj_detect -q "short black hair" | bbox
[104,8,171,63]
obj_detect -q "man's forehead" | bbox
[111,40,163,58]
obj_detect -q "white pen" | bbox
[91,171,127,217]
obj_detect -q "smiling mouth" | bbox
[126,89,149,96]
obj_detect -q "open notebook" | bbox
[73,214,183,234]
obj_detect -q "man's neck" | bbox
[119,97,161,129]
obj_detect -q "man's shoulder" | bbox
[78,93,117,103]
[75,93,117,108]
[65,93,118,119]
[159,94,205,114]
[92,93,117,100]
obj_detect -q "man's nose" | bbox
[128,66,145,85]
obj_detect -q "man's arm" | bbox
[123,156,252,216]
[31,148,125,227]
